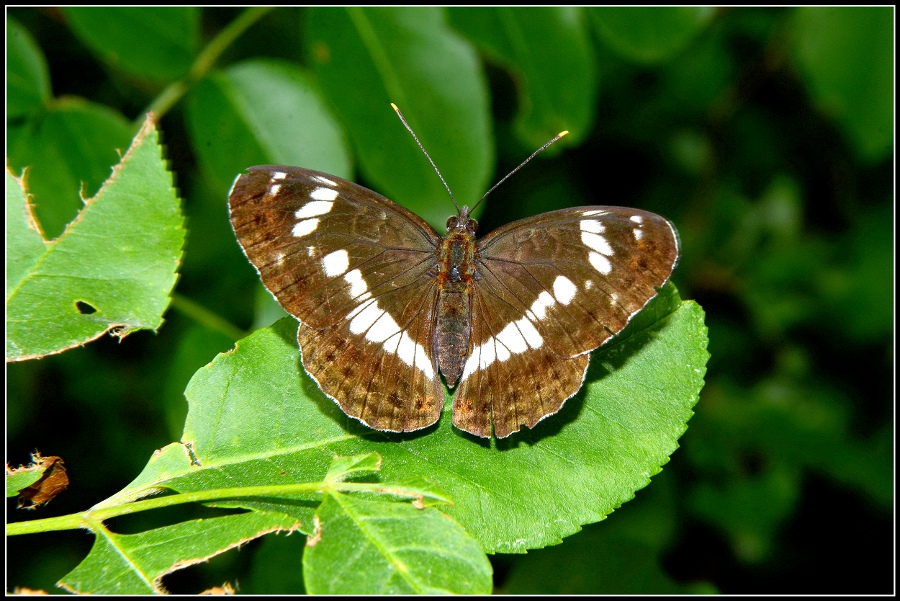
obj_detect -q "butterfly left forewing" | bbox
[453,206,679,438]
[229,166,440,329]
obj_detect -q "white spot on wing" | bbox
[553,276,577,305]
[295,200,334,219]
[292,218,319,237]
[346,300,434,379]
[269,183,281,196]
[322,249,349,277]
[581,231,614,256]
[343,269,368,298]
[634,228,643,240]
[589,251,612,275]
[348,300,380,333]
[530,291,555,320]
[393,332,416,367]
[497,322,528,354]
[272,171,287,181]
[495,339,511,362]
[311,187,339,201]
[630,215,644,224]
[482,337,498,367]
[462,350,480,379]
[580,219,605,233]
[516,318,543,348]
[366,311,402,343]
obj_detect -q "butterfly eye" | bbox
[446,216,460,231]
[466,218,478,233]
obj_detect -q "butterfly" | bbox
[228,109,679,438]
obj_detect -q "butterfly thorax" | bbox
[435,209,479,387]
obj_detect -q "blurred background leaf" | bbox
[6,6,893,595]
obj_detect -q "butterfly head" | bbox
[447,206,478,234]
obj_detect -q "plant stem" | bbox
[139,7,273,123]
[7,480,444,536]
[170,293,247,341]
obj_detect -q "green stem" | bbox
[139,7,274,123]
[6,481,419,537]
[169,293,247,341]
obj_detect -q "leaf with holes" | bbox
[6,115,185,361]
[59,512,301,594]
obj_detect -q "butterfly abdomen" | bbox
[436,219,478,387]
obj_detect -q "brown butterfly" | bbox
[229,107,679,438]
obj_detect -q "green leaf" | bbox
[790,7,893,162]
[305,7,492,229]
[186,59,353,193]
[7,18,51,119]
[324,453,382,482]
[448,7,597,146]
[102,283,706,555]
[303,492,492,594]
[591,7,715,64]
[6,116,185,361]
[7,99,135,239]
[58,511,300,594]
[63,7,199,82]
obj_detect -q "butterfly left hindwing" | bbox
[229,166,445,433]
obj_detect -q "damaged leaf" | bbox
[6,453,69,508]
[324,452,382,483]
[5,114,185,361]
[59,511,300,595]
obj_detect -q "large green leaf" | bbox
[591,7,715,64]
[63,7,198,82]
[448,7,597,146]
[790,7,893,162]
[305,7,492,229]
[186,59,353,193]
[6,116,185,361]
[6,99,135,239]
[98,283,706,555]
[7,18,51,120]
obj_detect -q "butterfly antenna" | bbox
[391,103,460,213]
[470,130,569,214]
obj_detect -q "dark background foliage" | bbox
[7,7,893,594]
